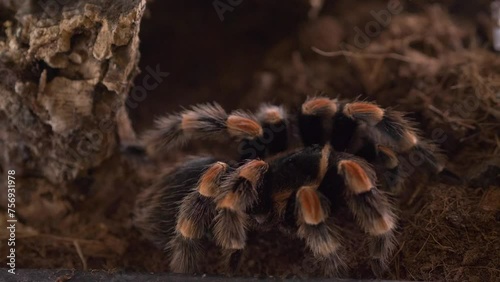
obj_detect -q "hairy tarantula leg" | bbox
[239,104,289,159]
[169,162,228,273]
[133,157,216,250]
[275,144,333,223]
[295,187,340,255]
[143,103,263,153]
[337,157,397,268]
[256,105,289,156]
[295,186,345,276]
[376,145,404,194]
[299,97,339,146]
[213,159,269,250]
[280,145,345,276]
[342,102,445,173]
[167,235,202,274]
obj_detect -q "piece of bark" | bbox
[1,0,145,180]
[0,0,146,220]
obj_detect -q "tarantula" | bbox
[133,97,445,276]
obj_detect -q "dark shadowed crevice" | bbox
[128,1,309,133]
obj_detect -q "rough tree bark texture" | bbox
[0,0,146,221]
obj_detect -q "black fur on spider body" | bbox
[133,97,445,276]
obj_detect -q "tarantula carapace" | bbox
[133,97,445,276]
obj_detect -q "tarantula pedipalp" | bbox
[133,97,445,276]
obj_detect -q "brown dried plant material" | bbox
[480,187,500,211]
[299,16,344,54]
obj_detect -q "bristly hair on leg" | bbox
[239,104,290,160]
[142,103,263,154]
[299,97,339,146]
[167,234,203,273]
[213,209,248,250]
[337,102,447,174]
[368,230,397,272]
[296,187,340,254]
[294,188,346,276]
[213,160,268,250]
[337,156,397,235]
[336,155,398,268]
[174,161,229,241]
[287,145,346,276]
[169,161,230,272]
[301,97,338,116]
[316,247,348,277]
[226,110,263,139]
[255,104,288,125]
[133,157,217,250]
[343,102,385,126]
[255,104,289,156]
[376,145,404,194]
